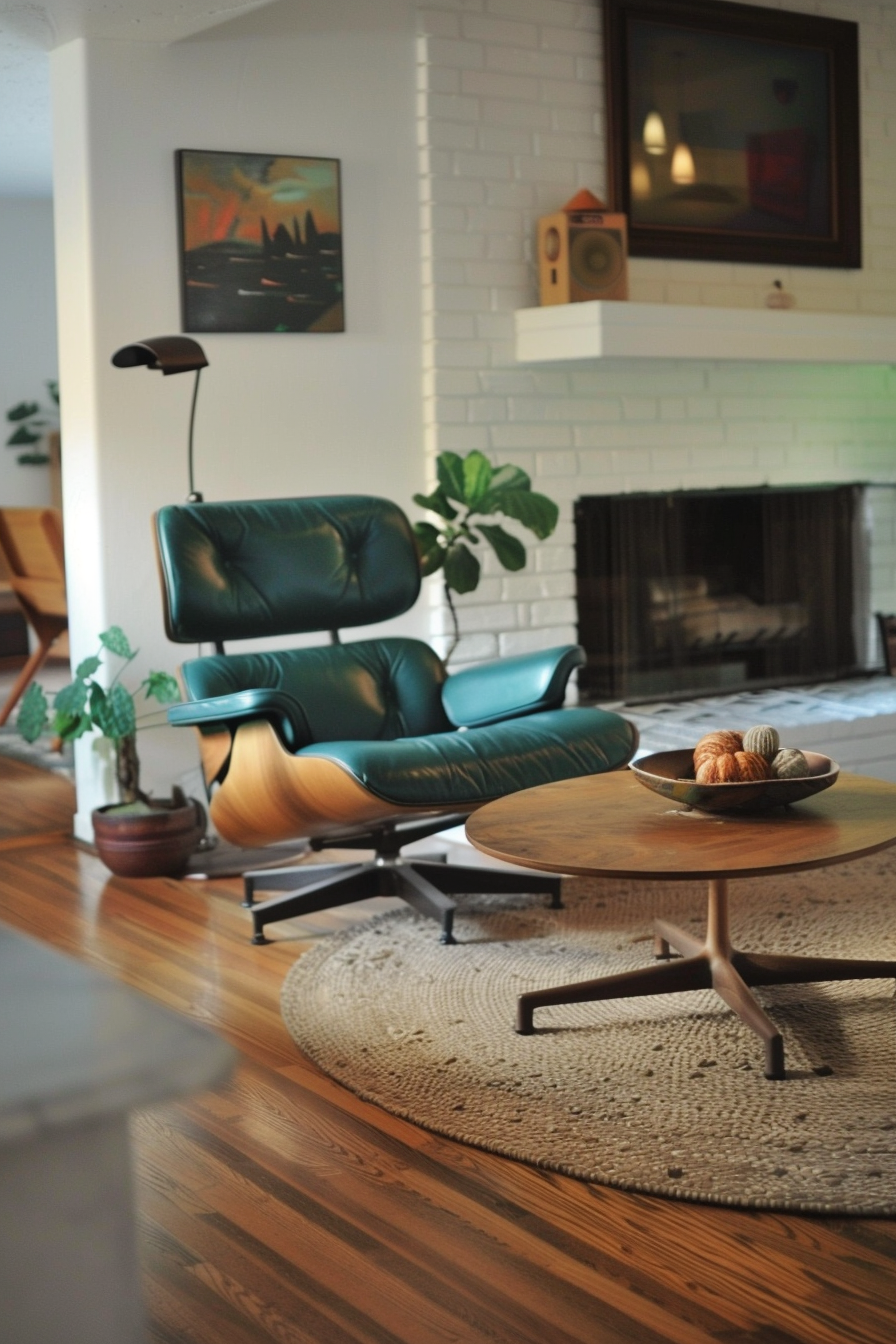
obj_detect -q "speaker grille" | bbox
[570,229,625,292]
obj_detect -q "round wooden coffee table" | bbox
[466,768,896,1079]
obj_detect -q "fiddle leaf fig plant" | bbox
[413,450,559,660]
[17,625,180,807]
[5,379,59,465]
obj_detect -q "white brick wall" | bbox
[417,0,896,669]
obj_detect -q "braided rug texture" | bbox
[281,851,896,1214]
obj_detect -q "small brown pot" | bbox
[92,796,207,878]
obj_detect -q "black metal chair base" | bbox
[242,818,562,945]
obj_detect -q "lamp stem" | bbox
[186,366,203,503]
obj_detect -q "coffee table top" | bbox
[466,768,896,880]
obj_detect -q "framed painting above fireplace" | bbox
[603,0,861,268]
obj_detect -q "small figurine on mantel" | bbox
[765,278,796,309]
[537,189,629,306]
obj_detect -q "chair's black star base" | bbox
[243,816,562,946]
[516,877,896,1080]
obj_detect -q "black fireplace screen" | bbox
[575,485,866,701]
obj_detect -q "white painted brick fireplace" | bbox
[416,0,896,680]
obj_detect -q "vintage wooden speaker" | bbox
[538,189,628,306]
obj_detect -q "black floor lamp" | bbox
[111,336,208,502]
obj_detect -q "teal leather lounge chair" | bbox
[154,496,637,943]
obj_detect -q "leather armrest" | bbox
[441,645,585,729]
[168,689,312,750]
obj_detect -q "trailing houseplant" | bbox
[17,625,206,876]
[5,379,59,465]
[413,450,560,660]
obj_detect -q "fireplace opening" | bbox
[575,485,869,703]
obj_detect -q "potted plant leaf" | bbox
[413,450,560,660]
[5,380,59,465]
[17,625,206,877]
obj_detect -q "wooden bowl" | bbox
[630,749,839,814]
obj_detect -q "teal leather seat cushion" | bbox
[302,707,636,808]
[181,637,451,746]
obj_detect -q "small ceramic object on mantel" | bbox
[765,279,795,309]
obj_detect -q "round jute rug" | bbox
[281,851,896,1214]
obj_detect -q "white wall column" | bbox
[49,13,424,841]
[51,41,115,838]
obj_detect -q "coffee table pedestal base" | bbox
[516,878,896,1079]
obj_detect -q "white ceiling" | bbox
[0,0,278,195]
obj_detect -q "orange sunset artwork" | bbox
[177,150,344,334]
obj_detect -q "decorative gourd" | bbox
[695,752,740,784]
[734,750,773,782]
[693,730,743,769]
[771,747,810,779]
[742,724,780,761]
[695,750,771,784]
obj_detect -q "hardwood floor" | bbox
[2,754,895,1343]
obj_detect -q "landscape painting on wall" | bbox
[603,0,861,268]
[176,150,344,333]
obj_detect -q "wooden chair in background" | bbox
[0,508,68,727]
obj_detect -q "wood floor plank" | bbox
[1,754,895,1344]
[232,1064,894,1344]
[139,1087,686,1344]
[0,753,74,839]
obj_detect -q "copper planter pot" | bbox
[92,796,206,878]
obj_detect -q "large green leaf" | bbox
[412,487,457,521]
[436,452,467,504]
[104,683,137,740]
[89,682,109,731]
[492,488,558,539]
[477,523,527,571]
[52,710,93,742]
[6,425,42,446]
[17,683,49,743]
[462,451,493,508]
[75,655,101,679]
[6,401,39,423]
[412,521,445,577]
[443,541,480,594]
[483,463,531,497]
[53,679,88,718]
[144,671,180,704]
[100,626,135,660]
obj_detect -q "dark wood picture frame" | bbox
[176,149,344,334]
[603,0,861,268]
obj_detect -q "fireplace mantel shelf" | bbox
[515,301,896,365]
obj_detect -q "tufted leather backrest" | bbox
[181,638,452,744]
[155,496,421,643]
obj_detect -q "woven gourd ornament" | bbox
[734,750,772,782]
[693,730,743,770]
[771,748,809,779]
[695,753,739,784]
[742,724,780,761]
[695,750,772,784]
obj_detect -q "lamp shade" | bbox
[111,336,207,376]
[642,111,667,155]
[670,142,696,185]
